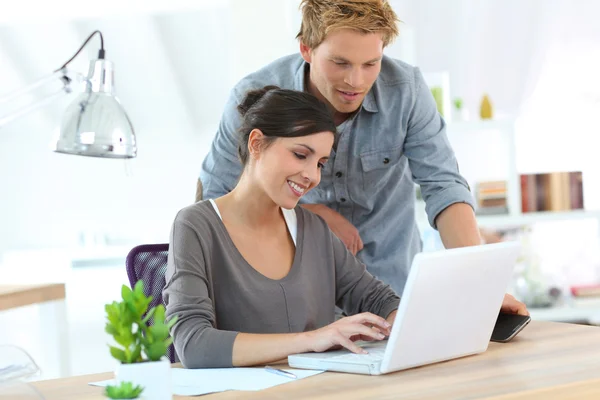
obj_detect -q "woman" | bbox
[163,86,400,368]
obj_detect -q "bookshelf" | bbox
[415,119,599,231]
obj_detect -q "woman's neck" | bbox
[217,174,282,229]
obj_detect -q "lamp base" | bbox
[54,142,136,159]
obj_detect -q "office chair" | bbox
[125,243,176,363]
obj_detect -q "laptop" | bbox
[288,241,522,375]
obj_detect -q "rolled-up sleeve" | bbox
[163,216,238,368]
[404,67,475,228]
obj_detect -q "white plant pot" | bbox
[115,358,171,400]
[453,107,470,122]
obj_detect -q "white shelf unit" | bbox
[529,304,600,324]
[415,120,600,324]
[421,119,600,230]
[446,119,520,222]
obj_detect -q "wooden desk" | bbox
[32,321,600,399]
[0,283,65,311]
[0,283,70,377]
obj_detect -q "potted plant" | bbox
[452,97,469,121]
[105,381,144,399]
[105,281,177,400]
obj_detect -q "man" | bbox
[199,0,527,315]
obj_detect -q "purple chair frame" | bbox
[125,243,176,363]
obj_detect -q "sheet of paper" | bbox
[90,367,324,396]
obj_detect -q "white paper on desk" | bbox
[89,368,324,396]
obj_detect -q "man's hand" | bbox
[301,204,364,255]
[501,293,529,316]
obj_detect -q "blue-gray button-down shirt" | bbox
[200,54,474,295]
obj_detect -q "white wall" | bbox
[1,0,600,260]
[0,1,301,258]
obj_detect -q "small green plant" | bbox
[104,381,144,399]
[105,281,178,364]
[453,97,463,110]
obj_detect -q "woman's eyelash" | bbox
[294,152,325,168]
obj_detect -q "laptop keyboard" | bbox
[329,347,386,363]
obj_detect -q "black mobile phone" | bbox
[490,312,531,343]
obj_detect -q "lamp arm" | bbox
[0,30,104,129]
[0,68,86,128]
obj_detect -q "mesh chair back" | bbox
[125,243,175,362]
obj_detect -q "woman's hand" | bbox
[305,312,392,354]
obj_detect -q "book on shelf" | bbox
[475,180,509,215]
[571,284,600,298]
[520,171,584,213]
[570,284,600,308]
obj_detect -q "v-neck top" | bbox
[163,201,400,368]
[208,198,297,246]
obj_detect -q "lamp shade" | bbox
[54,59,136,158]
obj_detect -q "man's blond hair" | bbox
[296,0,400,49]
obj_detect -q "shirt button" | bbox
[383,157,390,164]
[335,171,343,178]
[340,197,347,202]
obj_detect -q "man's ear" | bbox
[247,128,265,159]
[299,41,313,63]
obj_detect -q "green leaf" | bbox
[105,381,144,399]
[134,280,144,294]
[109,346,127,363]
[121,284,132,301]
[113,330,135,348]
[142,307,156,325]
[126,300,140,318]
[130,344,143,363]
[105,324,119,337]
[144,342,167,361]
[166,315,178,329]
[135,297,152,317]
[148,324,170,341]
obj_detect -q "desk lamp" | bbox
[0,30,137,158]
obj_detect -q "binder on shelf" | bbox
[475,180,509,215]
[520,171,583,213]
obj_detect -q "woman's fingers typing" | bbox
[336,334,368,354]
[308,312,391,353]
[344,324,386,341]
[351,313,391,335]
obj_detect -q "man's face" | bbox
[301,29,384,116]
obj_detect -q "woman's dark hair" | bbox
[237,85,337,165]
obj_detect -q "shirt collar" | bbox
[361,89,379,113]
[294,61,307,92]
[294,60,379,113]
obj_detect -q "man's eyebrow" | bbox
[365,57,382,63]
[331,56,382,64]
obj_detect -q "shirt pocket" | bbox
[360,145,404,192]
